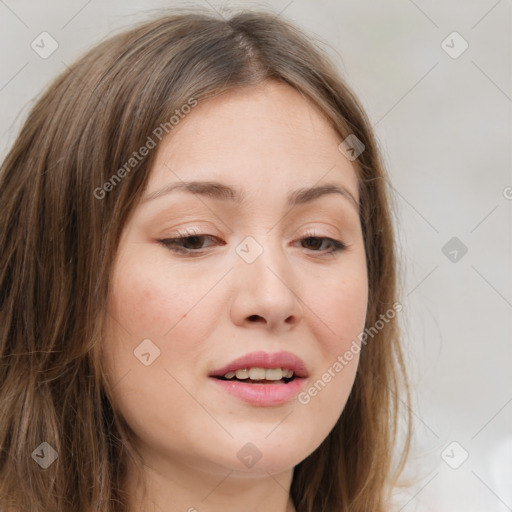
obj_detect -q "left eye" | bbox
[299,236,346,253]
[158,233,346,256]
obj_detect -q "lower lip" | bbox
[209,377,306,406]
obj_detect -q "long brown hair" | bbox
[0,7,411,511]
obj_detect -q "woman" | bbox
[0,7,411,512]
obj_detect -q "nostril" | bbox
[248,314,264,323]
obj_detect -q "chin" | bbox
[222,438,314,475]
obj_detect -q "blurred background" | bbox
[1,1,510,510]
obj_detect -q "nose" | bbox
[229,238,303,332]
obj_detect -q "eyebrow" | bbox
[141,180,359,210]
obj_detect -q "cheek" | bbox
[107,249,217,340]
[101,253,219,432]
[306,258,368,353]
[109,274,181,338]
[299,256,368,406]
[316,275,367,327]
[102,247,227,402]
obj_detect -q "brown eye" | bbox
[298,234,346,255]
[159,234,223,255]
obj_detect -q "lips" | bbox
[209,351,309,406]
[209,351,309,379]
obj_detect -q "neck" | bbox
[124,452,297,512]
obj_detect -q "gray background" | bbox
[1,1,511,510]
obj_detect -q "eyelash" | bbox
[158,228,347,257]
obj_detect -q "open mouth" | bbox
[211,367,298,384]
[209,363,307,405]
[212,375,297,384]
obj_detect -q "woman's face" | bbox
[103,81,368,478]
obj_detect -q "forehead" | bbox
[146,81,359,202]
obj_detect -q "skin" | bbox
[102,80,368,512]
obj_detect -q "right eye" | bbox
[158,232,224,256]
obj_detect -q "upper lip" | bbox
[209,351,309,378]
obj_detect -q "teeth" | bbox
[224,368,295,380]
[235,369,249,379]
[261,368,282,381]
